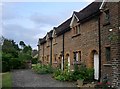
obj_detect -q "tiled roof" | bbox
[39,1,102,44]
[40,36,46,44]
[74,2,102,22]
[48,30,53,39]
[40,30,53,44]
[55,17,72,36]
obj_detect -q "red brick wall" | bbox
[100,2,119,87]
[64,17,99,70]
[38,2,120,88]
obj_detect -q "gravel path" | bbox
[12,69,77,87]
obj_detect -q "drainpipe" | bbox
[43,44,44,64]
[98,16,101,82]
[63,33,65,70]
[50,38,52,65]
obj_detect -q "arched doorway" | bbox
[90,50,99,80]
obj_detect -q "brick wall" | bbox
[38,2,120,88]
[100,2,120,88]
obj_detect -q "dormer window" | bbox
[46,34,50,47]
[46,40,50,47]
[52,29,57,45]
[70,13,81,37]
[73,24,80,35]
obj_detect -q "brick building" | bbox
[38,1,120,88]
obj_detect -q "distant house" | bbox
[38,1,120,88]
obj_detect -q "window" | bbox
[73,52,76,61]
[47,41,50,47]
[47,55,49,62]
[74,51,81,62]
[73,25,80,35]
[53,36,57,45]
[106,47,111,61]
[104,10,110,23]
[42,57,44,62]
[54,54,57,61]
[78,51,81,62]
[76,52,79,61]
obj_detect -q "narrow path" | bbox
[12,69,77,87]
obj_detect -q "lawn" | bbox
[2,72,12,88]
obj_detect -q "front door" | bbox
[94,53,99,80]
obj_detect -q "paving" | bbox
[12,69,77,87]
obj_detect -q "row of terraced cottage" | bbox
[38,1,120,88]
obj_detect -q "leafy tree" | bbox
[11,40,20,51]
[19,41,26,49]
[23,45,32,55]
[2,37,33,72]
[2,39,18,57]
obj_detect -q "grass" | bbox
[2,72,12,88]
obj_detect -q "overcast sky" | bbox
[2,1,94,50]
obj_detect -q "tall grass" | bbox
[2,72,12,88]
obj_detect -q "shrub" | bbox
[32,63,53,74]
[31,58,38,64]
[53,67,74,81]
[9,58,21,69]
[2,53,11,72]
[53,63,94,82]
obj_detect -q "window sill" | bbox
[53,61,58,64]
[53,42,58,45]
[103,22,110,26]
[103,63,112,67]
[72,33,81,38]
[46,45,50,48]
[72,61,81,65]
[46,61,50,63]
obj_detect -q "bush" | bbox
[32,63,53,74]
[53,63,94,82]
[2,53,12,72]
[53,68,74,81]
[31,58,38,64]
[9,58,21,69]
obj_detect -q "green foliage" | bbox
[2,39,19,58]
[9,58,21,69]
[19,41,26,49]
[2,53,12,72]
[95,81,113,89]
[31,58,38,64]
[32,63,53,74]
[53,68,74,81]
[53,63,94,82]
[2,72,12,88]
[18,53,32,62]
[22,45,32,55]
[2,38,32,72]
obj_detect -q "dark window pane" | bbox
[106,47,111,61]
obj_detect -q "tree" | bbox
[23,45,32,54]
[19,41,26,49]
[2,39,18,57]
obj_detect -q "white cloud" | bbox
[30,13,61,26]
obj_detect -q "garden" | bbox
[32,62,94,84]
[32,62,114,89]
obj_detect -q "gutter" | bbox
[98,16,101,82]
[63,33,65,70]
